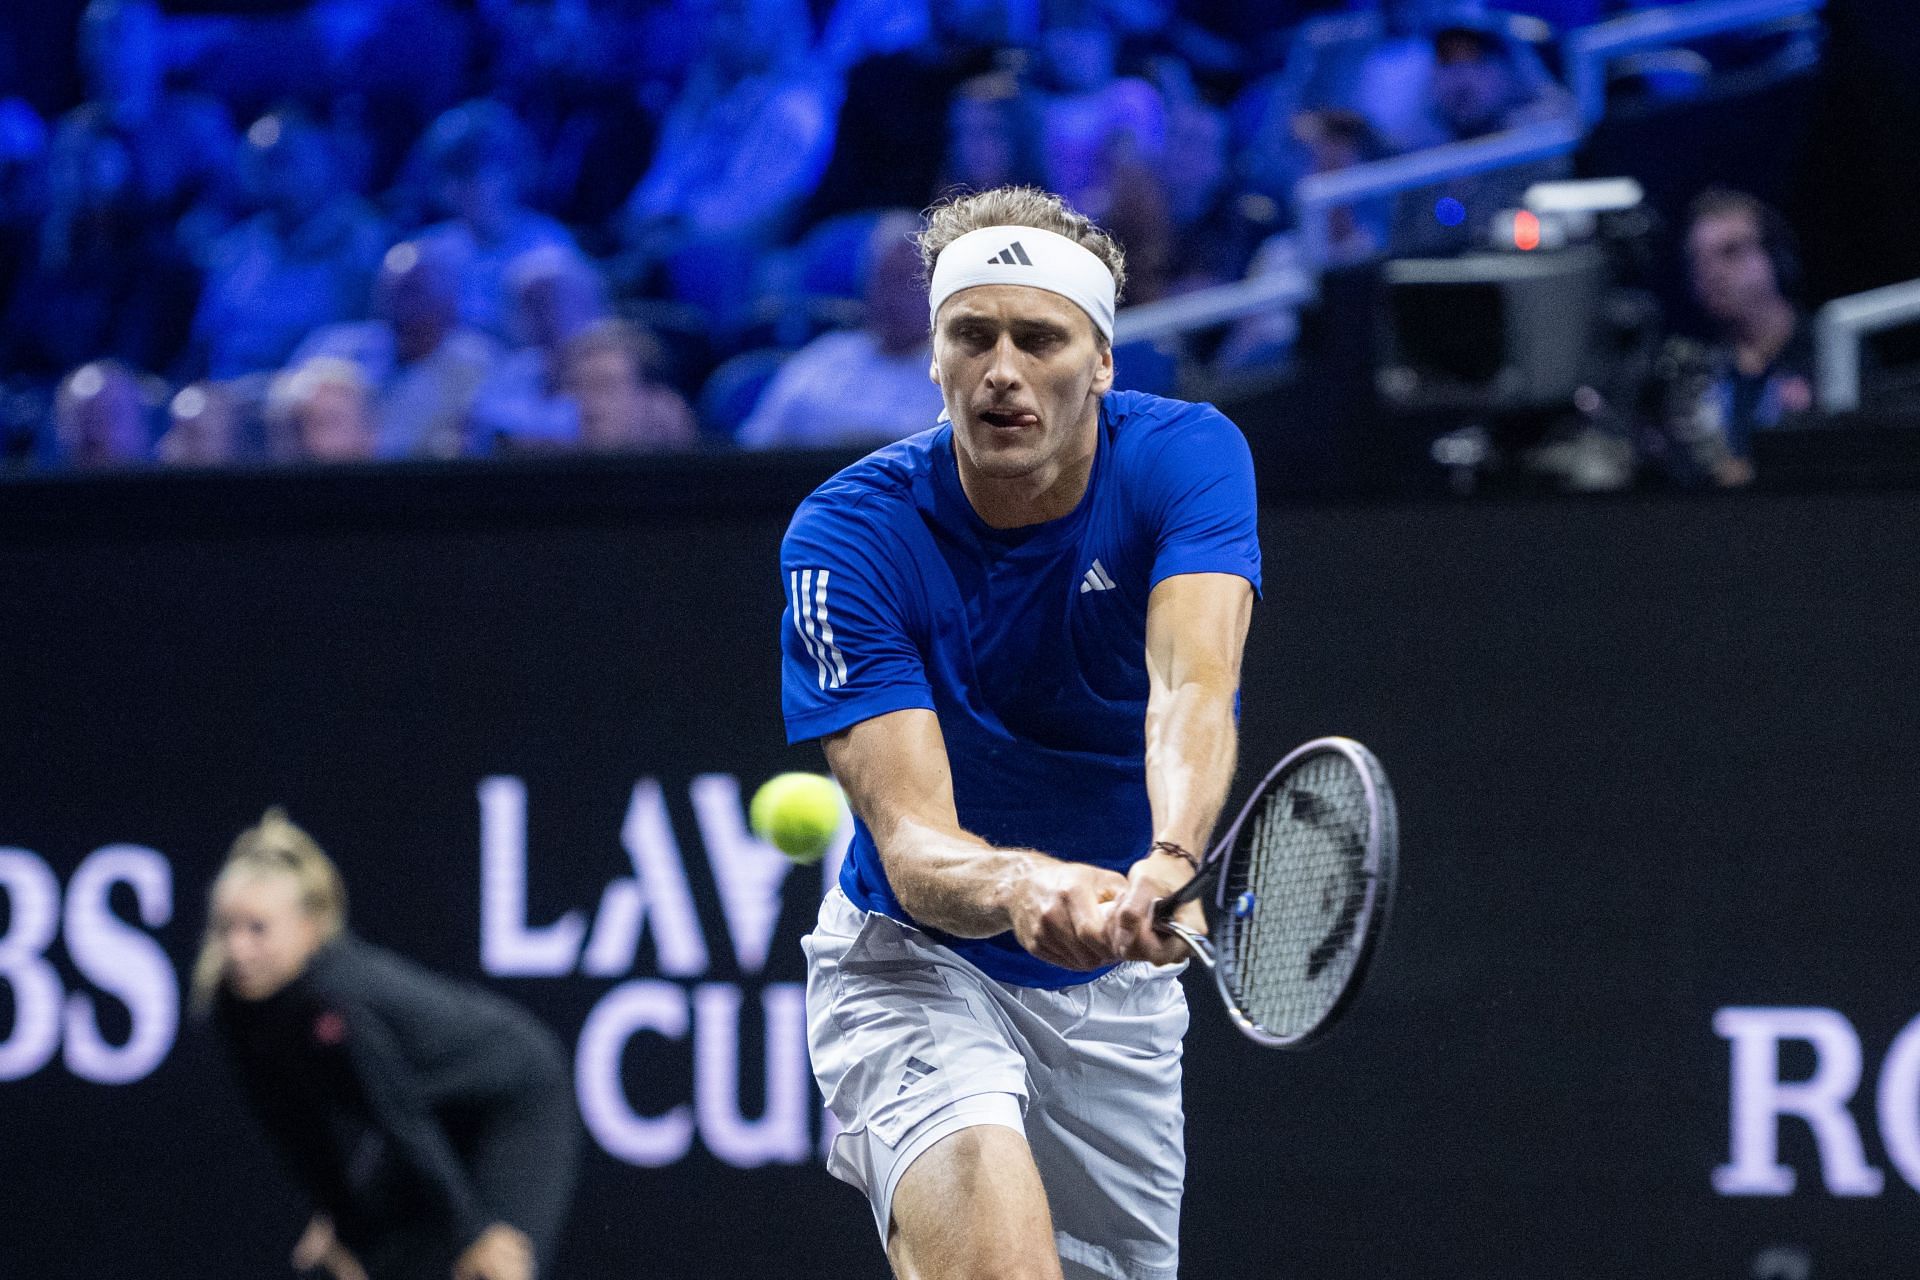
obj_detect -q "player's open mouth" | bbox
[979,410,1039,429]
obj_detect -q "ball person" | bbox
[197,809,579,1280]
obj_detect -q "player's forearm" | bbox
[826,711,1057,938]
[1144,674,1240,859]
[877,816,1056,939]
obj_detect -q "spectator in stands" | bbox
[414,101,579,342]
[1210,106,1386,374]
[157,381,241,467]
[71,0,236,219]
[1021,20,1166,224]
[560,320,699,454]
[820,0,932,71]
[626,0,733,115]
[312,0,474,185]
[939,73,1032,195]
[1289,0,1458,154]
[940,0,1043,48]
[478,0,652,222]
[1673,187,1814,484]
[1389,23,1572,256]
[1295,107,1393,266]
[292,240,499,459]
[1102,156,1176,306]
[193,112,389,380]
[1211,234,1309,373]
[737,212,944,448]
[1423,21,1569,144]
[615,0,843,328]
[1153,68,1233,266]
[1138,56,1268,290]
[54,359,150,468]
[1273,2,1566,156]
[469,245,608,451]
[806,2,1005,221]
[1,109,199,378]
[0,94,47,313]
[268,357,378,464]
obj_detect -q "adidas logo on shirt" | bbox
[1079,559,1117,594]
[987,241,1033,266]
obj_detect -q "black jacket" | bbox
[214,935,566,1253]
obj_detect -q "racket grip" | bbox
[1153,866,1214,921]
[1156,918,1215,971]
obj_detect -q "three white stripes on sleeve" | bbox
[791,569,849,690]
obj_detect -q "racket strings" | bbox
[1219,751,1373,1038]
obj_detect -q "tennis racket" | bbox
[1154,736,1398,1049]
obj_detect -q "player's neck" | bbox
[958,412,1099,529]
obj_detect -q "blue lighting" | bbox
[1434,197,1467,227]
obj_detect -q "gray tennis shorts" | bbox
[803,888,1189,1280]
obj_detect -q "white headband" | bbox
[928,225,1117,342]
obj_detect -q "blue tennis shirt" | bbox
[778,389,1261,988]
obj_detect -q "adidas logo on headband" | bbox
[932,224,1118,341]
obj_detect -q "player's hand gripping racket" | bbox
[1154,736,1398,1048]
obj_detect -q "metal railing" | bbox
[1563,0,1825,124]
[1112,270,1317,346]
[1108,0,1827,345]
[1815,279,1920,413]
[1293,118,1583,270]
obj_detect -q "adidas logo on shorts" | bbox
[897,1055,939,1095]
[987,241,1034,266]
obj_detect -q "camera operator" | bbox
[1659,188,1815,486]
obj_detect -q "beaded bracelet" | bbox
[1149,840,1201,870]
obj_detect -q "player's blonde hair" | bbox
[918,186,1127,341]
[190,808,348,1013]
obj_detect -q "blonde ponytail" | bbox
[191,808,349,1014]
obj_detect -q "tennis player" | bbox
[781,186,1260,1280]
[196,809,578,1280]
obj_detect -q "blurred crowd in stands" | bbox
[0,0,1824,476]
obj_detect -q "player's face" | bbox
[932,284,1114,485]
[213,870,324,1001]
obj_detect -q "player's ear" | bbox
[1091,337,1115,396]
[928,353,940,386]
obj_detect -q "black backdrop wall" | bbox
[3,461,1918,1280]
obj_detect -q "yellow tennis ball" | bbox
[749,772,842,864]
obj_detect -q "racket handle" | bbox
[1157,918,1216,971]
[1152,865,1215,921]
